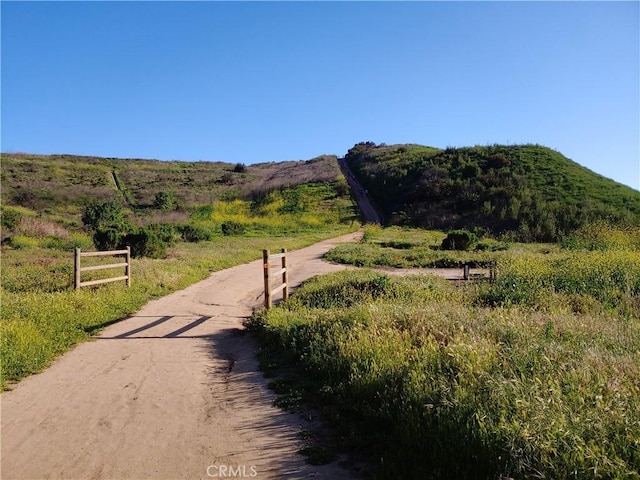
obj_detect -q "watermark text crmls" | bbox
[205,464,258,478]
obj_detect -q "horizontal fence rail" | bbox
[462,262,498,282]
[263,248,288,309]
[74,247,131,290]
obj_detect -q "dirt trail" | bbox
[1,232,364,480]
[337,158,382,224]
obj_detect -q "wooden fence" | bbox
[462,262,498,282]
[263,248,288,309]
[74,247,131,290]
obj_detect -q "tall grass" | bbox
[249,225,640,479]
[250,269,640,479]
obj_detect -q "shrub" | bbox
[4,235,39,249]
[82,200,127,231]
[221,221,246,236]
[122,228,166,259]
[147,223,180,246]
[233,163,247,173]
[93,228,123,251]
[561,222,640,251]
[0,206,22,231]
[15,217,69,238]
[153,191,175,211]
[178,224,212,242]
[441,230,477,251]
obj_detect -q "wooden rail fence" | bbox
[462,262,498,282]
[263,248,288,309]
[74,247,131,290]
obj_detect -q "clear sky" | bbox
[2,1,639,190]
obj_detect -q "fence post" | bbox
[125,246,131,287]
[281,248,288,300]
[74,248,81,290]
[490,262,498,283]
[463,264,470,280]
[263,249,271,309]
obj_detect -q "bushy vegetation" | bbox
[345,142,640,242]
[440,229,477,251]
[326,224,511,268]
[0,153,343,221]
[249,226,640,478]
[188,182,358,236]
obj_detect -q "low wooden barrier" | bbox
[74,247,131,290]
[462,262,498,282]
[263,248,288,309]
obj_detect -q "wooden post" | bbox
[125,246,131,287]
[281,248,288,300]
[490,262,498,283]
[263,249,271,309]
[74,248,81,290]
[463,264,470,280]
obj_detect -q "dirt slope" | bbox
[1,233,362,480]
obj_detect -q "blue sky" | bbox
[2,1,639,190]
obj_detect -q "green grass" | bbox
[249,271,640,479]
[325,224,526,269]
[188,181,358,236]
[248,227,640,479]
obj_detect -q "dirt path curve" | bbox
[1,232,364,480]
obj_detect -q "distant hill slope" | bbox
[345,142,640,241]
[0,153,342,221]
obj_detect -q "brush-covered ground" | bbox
[345,142,640,242]
[248,223,640,479]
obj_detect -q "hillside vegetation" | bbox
[250,224,640,479]
[1,152,342,226]
[345,142,640,241]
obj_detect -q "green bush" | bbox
[441,230,477,251]
[122,228,166,259]
[153,191,175,211]
[0,206,22,231]
[92,228,123,251]
[148,223,180,246]
[82,200,127,231]
[178,224,212,242]
[221,221,246,236]
[4,235,39,250]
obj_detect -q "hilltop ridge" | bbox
[344,142,640,241]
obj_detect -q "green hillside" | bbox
[0,153,343,223]
[345,142,640,241]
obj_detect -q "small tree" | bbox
[233,163,247,173]
[82,200,127,231]
[441,230,478,251]
[221,221,245,236]
[153,191,175,211]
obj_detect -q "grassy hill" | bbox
[1,152,359,256]
[1,153,342,221]
[345,142,640,241]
